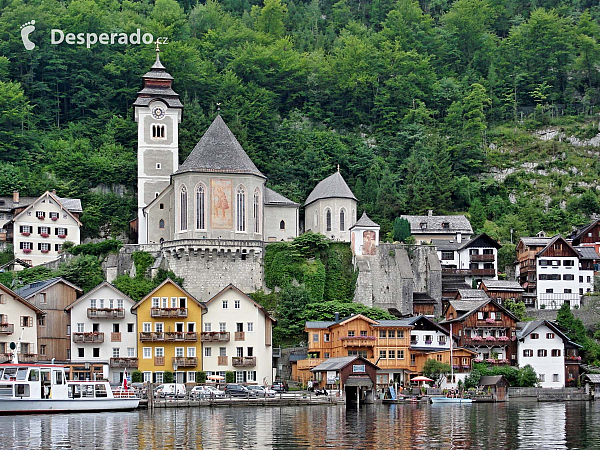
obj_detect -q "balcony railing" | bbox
[340,336,376,346]
[218,356,228,366]
[111,332,121,342]
[0,323,14,335]
[200,332,230,342]
[110,357,138,368]
[172,357,198,367]
[442,268,496,277]
[235,332,245,341]
[165,331,198,342]
[139,332,165,342]
[150,307,187,318]
[87,308,125,319]
[464,336,512,346]
[297,358,325,370]
[470,254,495,262]
[154,356,165,366]
[73,332,104,343]
[232,356,256,367]
[19,353,38,363]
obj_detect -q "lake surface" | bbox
[1,401,600,449]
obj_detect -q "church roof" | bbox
[350,211,379,229]
[264,188,299,207]
[176,115,266,178]
[133,52,183,109]
[304,171,357,206]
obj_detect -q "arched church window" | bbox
[152,124,166,139]
[314,209,318,227]
[196,184,206,230]
[280,220,285,231]
[326,209,332,232]
[180,185,188,231]
[253,189,260,234]
[159,219,165,229]
[340,209,346,232]
[236,186,246,232]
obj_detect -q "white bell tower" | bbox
[133,46,183,244]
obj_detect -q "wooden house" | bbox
[479,375,509,402]
[479,280,525,305]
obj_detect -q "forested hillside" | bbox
[0,0,599,240]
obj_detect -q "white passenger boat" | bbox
[0,362,139,414]
[430,396,473,404]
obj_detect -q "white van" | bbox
[157,383,186,398]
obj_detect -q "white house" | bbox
[516,320,580,388]
[400,211,473,245]
[201,284,275,385]
[65,282,137,382]
[11,191,82,269]
[0,283,44,363]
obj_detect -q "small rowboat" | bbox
[430,396,473,404]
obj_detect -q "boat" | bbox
[0,361,139,414]
[430,396,473,404]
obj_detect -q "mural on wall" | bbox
[211,179,232,229]
[363,230,376,256]
[351,232,356,255]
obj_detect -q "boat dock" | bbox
[142,394,345,409]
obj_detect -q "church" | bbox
[132,49,360,300]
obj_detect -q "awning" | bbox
[344,376,373,387]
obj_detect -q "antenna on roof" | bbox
[337,164,340,172]
[216,102,221,115]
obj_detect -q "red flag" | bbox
[123,368,128,390]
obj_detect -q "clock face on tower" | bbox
[152,106,166,120]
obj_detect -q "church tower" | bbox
[133,48,182,244]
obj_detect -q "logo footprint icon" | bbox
[20,21,36,51]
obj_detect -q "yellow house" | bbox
[132,278,205,384]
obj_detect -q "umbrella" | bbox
[412,376,433,382]
[207,375,225,381]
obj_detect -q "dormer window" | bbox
[152,124,166,139]
[442,222,450,229]
[420,222,427,229]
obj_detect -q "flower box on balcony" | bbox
[41,250,49,253]
[473,358,483,363]
[472,336,482,341]
[497,336,510,342]
[23,248,31,254]
[58,234,66,239]
[40,233,49,238]
[425,340,433,344]
[51,216,58,221]
[485,358,496,363]
[485,336,496,342]
[21,232,30,236]
[485,318,496,324]
[37,216,45,220]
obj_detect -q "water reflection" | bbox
[1,402,600,449]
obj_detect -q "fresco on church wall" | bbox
[351,232,356,255]
[211,179,232,229]
[363,230,376,256]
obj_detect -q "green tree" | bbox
[225,371,235,383]
[163,371,174,383]
[422,358,452,386]
[196,371,207,383]
[517,365,538,387]
[503,298,527,322]
[131,370,142,383]
[497,243,516,274]
[468,198,486,231]
[393,217,411,242]
[255,0,287,38]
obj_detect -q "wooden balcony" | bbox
[0,323,14,335]
[139,332,165,342]
[232,356,256,367]
[110,357,138,368]
[470,254,495,262]
[111,332,121,342]
[297,358,325,370]
[150,307,187,318]
[154,356,165,366]
[165,331,198,342]
[201,332,230,342]
[235,331,245,341]
[0,353,10,363]
[172,357,198,367]
[73,332,104,343]
[19,353,38,363]
[87,308,125,319]
[340,336,377,347]
[442,268,496,277]
[464,336,511,346]
[218,356,228,366]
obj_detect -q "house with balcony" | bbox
[65,282,137,382]
[16,277,82,363]
[400,211,473,245]
[570,219,600,255]
[6,190,82,269]
[516,320,582,388]
[201,284,275,386]
[0,283,45,363]
[440,299,518,365]
[131,278,205,384]
[479,280,525,306]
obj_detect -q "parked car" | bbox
[272,382,287,392]
[205,386,226,398]
[157,383,186,399]
[224,384,255,397]
[247,385,276,398]
[190,386,212,399]
[260,386,277,397]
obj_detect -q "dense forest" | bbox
[0,0,599,242]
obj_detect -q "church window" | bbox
[253,189,260,233]
[236,186,246,232]
[159,203,164,210]
[326,209,332,232]
[152,124,166,139]
[280,220,285,231]
[180,186,188,231]
[156,163,161,170]
[196,184,206,230]
[314,210,318,227]
[340,209,346,232]
[159,219,165,229]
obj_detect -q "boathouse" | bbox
[311,356,379,404]
[479,375,510,402]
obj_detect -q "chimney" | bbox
[428,209,433,217]
[51,189,56,195]
[457,232,462,243]
[12,191,19,204]
[334,312,340,322]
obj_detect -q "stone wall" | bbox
[528,296,600,329]
[508,387,590,401]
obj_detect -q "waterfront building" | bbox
[440,298,518,365]
[65,282,137,382]
[516,320,582,388]
[201,284,275,385]
[400,211,473,245]
[310,356,378,403]
[16,277,83,363]
[132,278,204,384]
[2,190,82,268]
[0,283,44,363]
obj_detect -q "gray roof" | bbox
[305,321,336,329]
[0,195,81,213]
[176,115,265,178]
[458,289,489,300]
[571,220,600,242]
[56,196,83,213]
[372,318,418,327]
[479,375,506,386]
[133,53,183,109]
[310,356,366,372]
[304,171,357,206]
[516,320,579,348]
[431,239,462,251]
[441,300,488,323]
[520,237,552,247]
[481,280,524,292]
[16,277,83,299]
[264,187,299,207]
[351,211,379,229]
[575,246,600,260]
[584,374,600,383]
[401,214,473,235]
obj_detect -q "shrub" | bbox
[131,370,142,383]
[225,371,235,383]
[163,371,173,383]
[196,371,207,384]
